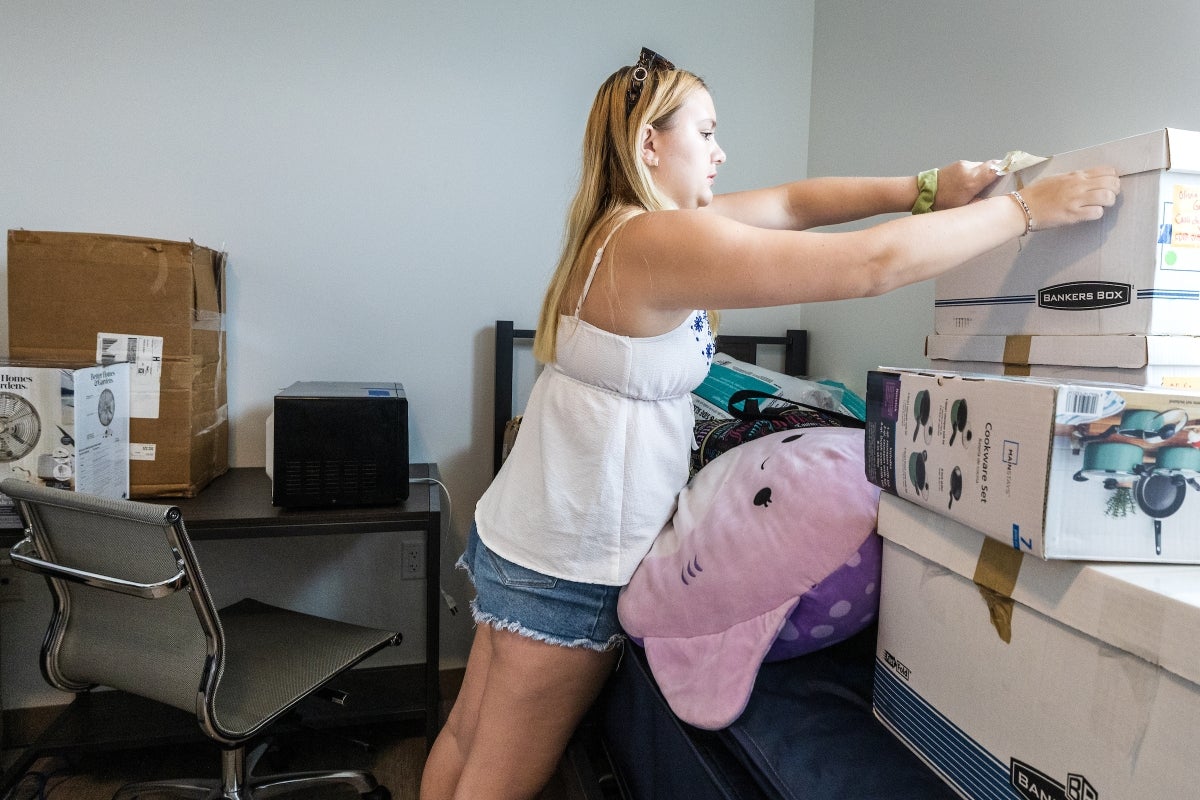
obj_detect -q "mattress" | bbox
[598,625,957,800]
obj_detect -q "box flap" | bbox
[1036,128,1173,179]
[879,494,1200,688]
[983,129,1195,195]
[927,334,1200,369]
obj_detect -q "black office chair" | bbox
[2,478,400,799]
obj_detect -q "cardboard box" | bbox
[935,128,1200,336]
[927,333,1200,388]
[865,367,1200,562]
[873,494,1200,800]
[0,362,131,528]
[7,230,228,498]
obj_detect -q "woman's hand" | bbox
[932,159,1004,210]
[1016,167,1121,230]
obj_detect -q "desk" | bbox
[0,464,443,792]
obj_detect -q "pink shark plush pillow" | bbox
[618,427,881,730]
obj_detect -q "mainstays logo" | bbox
[1038,281,1131,311]
[1011,759,1098,800]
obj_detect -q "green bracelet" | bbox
[911,168,938,214]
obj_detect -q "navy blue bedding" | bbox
[598,624,956,800]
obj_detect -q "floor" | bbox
[2,726,574,799]
[0,674,580,800]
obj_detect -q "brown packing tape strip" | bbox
[1002,335,1033,366]
[1002,335,1033,378]
[972,537,1024,643]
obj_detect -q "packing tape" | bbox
[994,150,1048,190]
[972,537,1024,643]
[192,310,225,331]
[1002,335,1032,366]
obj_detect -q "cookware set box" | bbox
[865,366,1200,563]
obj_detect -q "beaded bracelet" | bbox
[1009,191,1035,236]
[911,168,938,214]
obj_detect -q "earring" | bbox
[648,157,659,168]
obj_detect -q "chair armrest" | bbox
[9,537,188,599]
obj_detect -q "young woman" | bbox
[420,48,1119,800]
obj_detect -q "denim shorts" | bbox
[456,523,624,652]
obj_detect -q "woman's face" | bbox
[645,88,726,209]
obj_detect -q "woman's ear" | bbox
[639,124,659,168]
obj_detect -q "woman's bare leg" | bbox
[420,623,618,800]
[420,623,496,799]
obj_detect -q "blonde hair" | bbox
[532,61,715,363]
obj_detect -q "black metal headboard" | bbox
[493,320,808,474]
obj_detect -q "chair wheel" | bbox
[362,787,391,800]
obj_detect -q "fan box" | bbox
[865,367,1200,562]
[934,128,1200,336]
[926,333,1200,388]
[874,494,1200,800]
[0,362,131,528]
[7,230,227,498]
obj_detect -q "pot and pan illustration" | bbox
[948,398,972,446]
[1073,440,1200,555]
[912,390,933,443]
[908,450,930,498]
[1072,441,1144,489]
[1073,408,1189,452]
[948,466,963,509]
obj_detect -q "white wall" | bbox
[803,0,1200,390]
[0,1,813,708]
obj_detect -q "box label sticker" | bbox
[97,333,163,419]
[1171,183,1200,247]
[129,443,157,461]
[1162,376,1200,390]
[1160,177,1200,271]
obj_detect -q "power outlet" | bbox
[401,540,425,580]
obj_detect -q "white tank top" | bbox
[475,232,715,585]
